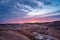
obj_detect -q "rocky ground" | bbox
[0,21,60,40]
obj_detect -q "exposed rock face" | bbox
[0,21,60,40]
[33,32,57,40]
[0,31,30,40]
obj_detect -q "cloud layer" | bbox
[0,0,60,23]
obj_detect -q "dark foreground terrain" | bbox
[0,21,60,40]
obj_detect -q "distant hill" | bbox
[46,21,60,26]
[24,21,60,26]
[0,21,60,30]
[46,21,60,30]
[0,24,22,30]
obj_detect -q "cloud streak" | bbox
[0,0,60,23]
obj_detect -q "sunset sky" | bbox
[0,0,60,24]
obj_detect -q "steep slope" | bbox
[0,30,30,40]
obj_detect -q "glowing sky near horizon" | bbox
[0,0,60,23]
